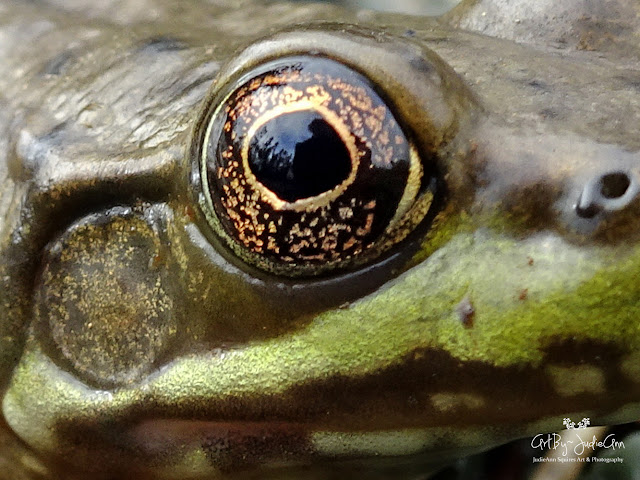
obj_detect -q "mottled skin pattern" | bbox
[0,0,639,479]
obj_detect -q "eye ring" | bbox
[239,101,361,212]
[196,54,437,277]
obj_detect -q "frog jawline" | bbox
[127,418,504,473]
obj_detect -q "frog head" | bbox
[1,0,640,478]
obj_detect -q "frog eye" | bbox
[199,56,437,276]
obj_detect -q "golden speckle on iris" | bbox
[201,56,435,275]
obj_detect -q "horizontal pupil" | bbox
[248,110,352,202]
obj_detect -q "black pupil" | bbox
[248,110,352,202]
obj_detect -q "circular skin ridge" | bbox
[37,209,176,387]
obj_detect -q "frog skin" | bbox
[1,0,640,478]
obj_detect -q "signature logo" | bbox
[562,417,590,430]
[531,417,625,464]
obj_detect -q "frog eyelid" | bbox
[201,26,477,151]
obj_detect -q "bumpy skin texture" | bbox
[1,0,640,478]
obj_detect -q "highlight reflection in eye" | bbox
[248,110,352,202]
[200,56,437,276]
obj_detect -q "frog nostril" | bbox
[576,171,636,219]
[600,172,631,199]
[575,202,599,219]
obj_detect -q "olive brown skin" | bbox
[1,0,640,479]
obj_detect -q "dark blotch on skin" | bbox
[626,79,640,92]
[41,50,74,76]
[137,36,188,53]
[202,425,312,473]
[409,56,434,74]
[527,79,549,91]
[539,108,559,119]
[613,75,640,93]
[500,181,558,234]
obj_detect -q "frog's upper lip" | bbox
[128,418,314,465]
[124,418,492,473]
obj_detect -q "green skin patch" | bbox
[5,215,640,457]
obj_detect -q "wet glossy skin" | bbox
[1,0,640,478]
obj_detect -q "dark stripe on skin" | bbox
[137,36,189,53]
[40,50,74,76]
[615,74,640,93]
[49,339,637,462]
[49,420,315,477]
[277,340,632,430]
[200,423,313,473]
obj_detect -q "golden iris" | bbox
[201,56,434,276]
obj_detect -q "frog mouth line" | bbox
[114,418,496,480]
[126,418,491,471]
[129,419,314,469]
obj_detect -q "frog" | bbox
[1,0,640,478]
